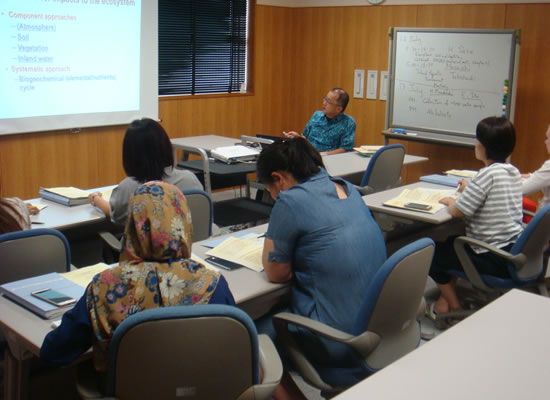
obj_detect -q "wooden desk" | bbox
[0,224,287,399]
[323,152,428,184]
[334,290,550,400]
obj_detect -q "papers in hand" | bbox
[383,188,457,214]
[353,145,383,156]
[206,236,264,272]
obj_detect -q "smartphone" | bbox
[205,256,243,271]
[31,288,77,307]
[404,202,432,211]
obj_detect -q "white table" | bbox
[334,289,550,400]
[27,185,115,231]
[323,152,428,184]
[0,224,286,399]
[362,182,454,225]
[171,134,238,153]
[171,135,252,195]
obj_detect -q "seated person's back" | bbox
[41,181,234,367]
[89,118,202,226]
[258,138,386,363]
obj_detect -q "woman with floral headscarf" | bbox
[41,182,234,367]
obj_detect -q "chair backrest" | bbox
[509,203,550,282]
[0,228,71,285]
[182,189,213,242]
[353,238,434,371]
[107,305,260,400]
[360,144,405,191]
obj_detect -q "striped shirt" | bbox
[455,163,523,253]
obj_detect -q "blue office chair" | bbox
[76,305,283,400]
[273,238,435,397]
[0,228,71,285]
[181,188,213,241]
[356,144,405,195]
[99,188,214,261]
[450,203,550,302]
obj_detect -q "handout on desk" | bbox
[206,236,264,272]
[383,187,457,214]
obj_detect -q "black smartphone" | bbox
[205,256,243,271]
[31,288,77,307]
[404,202,432,211]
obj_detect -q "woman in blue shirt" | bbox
[256,138,386,400]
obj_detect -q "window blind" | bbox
[159,0,248,96]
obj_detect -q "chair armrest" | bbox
[257,334,283,386]
[245,334,283,400]
[416,296,426,321]
[454,236,526,269]
[75,361,104,399]
[354,185,374,196]
[98,231,122,253]
[273,312,380,358]
[453,236,526,291]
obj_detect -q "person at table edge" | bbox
[284,88,355,155]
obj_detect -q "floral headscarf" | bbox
[86,182,221,370]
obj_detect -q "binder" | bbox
[0,272,86,319]
[39,187,89,206]
[419,174,461,187]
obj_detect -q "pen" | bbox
[31,221,45,224]
[455,182,461,194]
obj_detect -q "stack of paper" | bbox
[206,236,264,272]
[39,187,90,206]
[39,187,113,207]
[353,145,383,157]
[383,187,456,214]
[445,169,477,178]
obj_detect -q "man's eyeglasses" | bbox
[323,96,341,107]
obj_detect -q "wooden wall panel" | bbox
[506,4,550,174]
[289,4,550,185]
[2,3,549,199]
[0,5,296,199]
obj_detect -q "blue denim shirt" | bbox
[266,169,386,363]
[303,111,356,152]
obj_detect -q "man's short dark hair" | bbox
[476,117,516,163]
[331,88,349,112]
[122,118,174,182]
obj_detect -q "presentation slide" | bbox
[0,0,158,135]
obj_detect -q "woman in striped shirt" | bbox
[429,117,523,315]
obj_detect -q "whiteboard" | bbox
[386,28,519,145]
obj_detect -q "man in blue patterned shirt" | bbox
[285,88,356,155]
